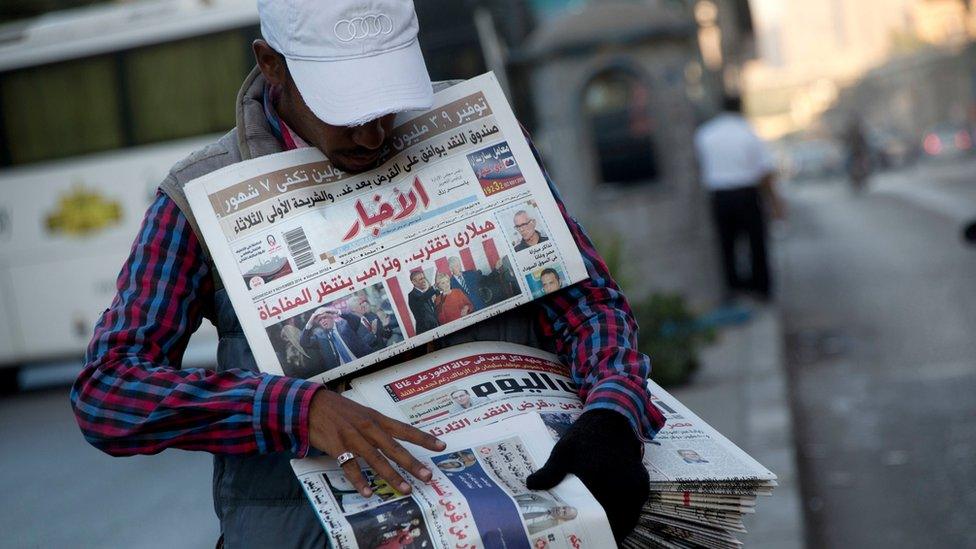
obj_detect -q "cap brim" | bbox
[286,39,434,127]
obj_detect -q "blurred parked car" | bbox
[921,123,974,160]
[781,139,846,181]
[868,129,915,170]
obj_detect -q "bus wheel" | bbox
[0,367,20,395]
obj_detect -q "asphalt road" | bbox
[0,386,217,548]
[778,158,976,548]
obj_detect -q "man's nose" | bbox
[351,119,386,150]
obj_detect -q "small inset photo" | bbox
[345,497,435,549]
[264,283,402,379]
[235,233,295,290]
[467,141,526,197]
[501,201,549,253]
[512,492,578,535]
[524,264,565,298]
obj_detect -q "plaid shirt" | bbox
[71,90,665,457]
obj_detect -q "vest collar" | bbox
[234,66,283,161]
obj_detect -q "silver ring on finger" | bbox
[336,451,356,466]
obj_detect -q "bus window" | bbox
[1,56,125,165]
[124,31,246,145]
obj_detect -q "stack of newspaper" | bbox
[185,72,775,548]
[625,382,777,549]
[293,342,776,549]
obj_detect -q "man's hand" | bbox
[308,390,446,498]
[526,409,648,542]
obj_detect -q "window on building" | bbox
[582,68,658,185]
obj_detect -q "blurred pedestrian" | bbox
[694,94,783,301]
[845,115,873,192]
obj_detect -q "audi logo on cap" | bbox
[333,14,394,42]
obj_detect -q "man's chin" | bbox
[333,154,381,174]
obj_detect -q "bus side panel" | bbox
[0,266,19,363]
[0,137,218,365]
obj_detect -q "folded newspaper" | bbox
[184,72,776,548]
[184,72,587,384]
[293,342,776,549]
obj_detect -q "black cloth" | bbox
[709,185,771,299]
[407,286,439,334]
[526,409,648,542]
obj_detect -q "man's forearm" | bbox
[72,193,320,457]
[72,351,319,456]
[520,135,665,438]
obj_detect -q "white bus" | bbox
[0,0,265,384]
[0,0,490,386]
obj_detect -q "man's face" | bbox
[452,391,471,407]
[514,213,535,240]
[316,313,336,330]
[355,299,369,315]
[541,273,560,294]
[254,42,397,174]
[449,259,461,276]
[411,273,429,291]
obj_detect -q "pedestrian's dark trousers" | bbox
[709,185,771,298]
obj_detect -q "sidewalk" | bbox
[669,306,805,549]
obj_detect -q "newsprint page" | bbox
[184,73,586,383]
[292,413,616,549]
[292,342,777,549]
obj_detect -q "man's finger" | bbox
[373,435,433,482]
[377,414,446,452]
[526,456,568,490]
[340,458,372,498]
[359,446,412,496]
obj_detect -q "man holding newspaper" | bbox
[70,0,665,546]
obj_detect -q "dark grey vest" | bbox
[159,68,545,547]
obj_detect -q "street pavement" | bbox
[0,386,217,548]
[671,306,804,549]
[778,158,976,548]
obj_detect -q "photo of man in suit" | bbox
[448,256,485,310]
[407,270,439,334]
[299,307,371,372]
[513,492,578,535]
[351,295,392,351]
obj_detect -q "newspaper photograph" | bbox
[183,73,588,383]
[343,342,777,485]
[291,413,615,549]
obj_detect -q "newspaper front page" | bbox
[184,73,587,383]
[291,413,615,549]
[343,342,777,484]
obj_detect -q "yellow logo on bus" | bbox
[46,184,122,237]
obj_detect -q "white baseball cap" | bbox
[258,0,434,126]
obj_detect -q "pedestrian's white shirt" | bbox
[694,113,775,190]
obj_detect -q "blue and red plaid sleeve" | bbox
[529,144,667,441]
[70,193,320,457]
